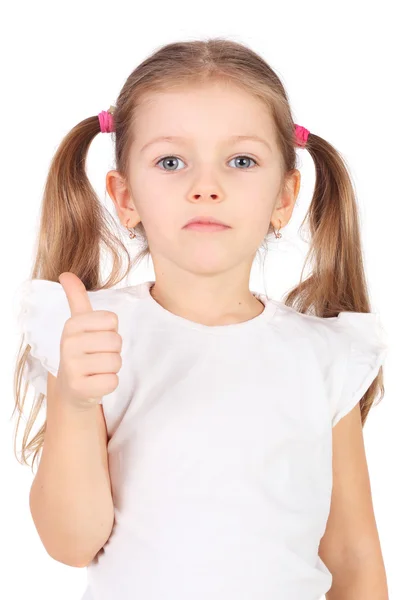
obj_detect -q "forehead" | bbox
[133,81,275,145]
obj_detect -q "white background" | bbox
[2,1,398,598]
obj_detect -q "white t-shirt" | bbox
[16,278,389,600]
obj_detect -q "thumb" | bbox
[59,272,93,316]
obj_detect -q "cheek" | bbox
[241,190,273,220]
[129,169,154,199]
[137,193,181,237]
[129,171,172,222]
[237,194,274,240]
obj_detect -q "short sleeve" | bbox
[331,311,389,427]
[15,278,130,405]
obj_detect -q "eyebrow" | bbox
[140,134,272,153]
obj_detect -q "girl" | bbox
[13,38,389,600]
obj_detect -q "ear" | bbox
[271,169,301,229]
[106,170,142,227]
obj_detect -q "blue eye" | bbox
[155,155,259,171]
[156,156,185,171]
[228,156,258,169]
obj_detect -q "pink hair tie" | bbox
[98,106,115,133]
[294,124,310,148]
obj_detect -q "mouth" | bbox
[183,216,230,228]
[183,222,231,232]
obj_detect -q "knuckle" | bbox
[115,354,122,371]
[113,331,123,350]
[107,311,118,328]
[62,318,74,335]
[110,373,119,389]
[64,316,74,327]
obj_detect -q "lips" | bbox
[184,216,230,227]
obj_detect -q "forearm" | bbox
[29,393,114,567]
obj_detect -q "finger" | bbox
[63,311,119,335]
[59,272,93,317]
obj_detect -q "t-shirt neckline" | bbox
[139,280,278,334]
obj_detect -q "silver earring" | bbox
[273,221,282,239]
[125,218,136,239]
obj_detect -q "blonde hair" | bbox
[13,37,385,472]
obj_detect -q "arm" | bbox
[29,372,115,568]
[318,402,389,599]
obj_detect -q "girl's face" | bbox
[116,81,299,277]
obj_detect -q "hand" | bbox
[56,272,122,410]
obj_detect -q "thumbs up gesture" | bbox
[56,272,123,411]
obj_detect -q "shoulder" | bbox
[263,297,389,427]
[265,297,388,352]
[262,297,389,387]
[263,297,343,351]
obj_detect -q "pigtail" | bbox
[283,132,385,424]
[32,111,131,290]
[13,110,134,470]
